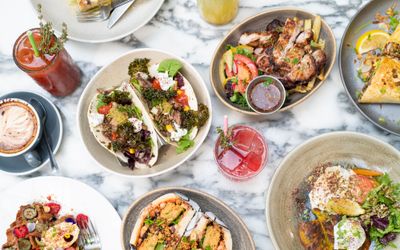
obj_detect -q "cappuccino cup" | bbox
[0,98,43,160]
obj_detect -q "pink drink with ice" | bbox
[214,125,267,181]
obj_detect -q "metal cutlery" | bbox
[78,219,102,250]
[76,0,134,23]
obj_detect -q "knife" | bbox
[107,0,136,29]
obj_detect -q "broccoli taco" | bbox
[128,58,209,153]
[87,81,158,169]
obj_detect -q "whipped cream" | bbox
[0,103,38,153]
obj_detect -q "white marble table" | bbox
[1,0,399,249]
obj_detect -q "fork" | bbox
[78,219,102,249]
[76,0,133,23]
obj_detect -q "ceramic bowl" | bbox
[121,187,255,250]
[266,131,400,249]
[210,7,336,115]
[77,48,212,178]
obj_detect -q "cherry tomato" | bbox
[175,91,189,106]
[111,132,118,141]
[97,102,113,115]
[13,225,29,238]
[233,54,258,79]
[76,214,89,229]
[45,202,61,215]
[152,79,161,90]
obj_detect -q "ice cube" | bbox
[245,152,262,172]
[233,129,255,153]
[218,148,243,171]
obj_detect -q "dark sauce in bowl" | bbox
[246,76,285,114]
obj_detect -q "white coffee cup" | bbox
[0,98,43,159]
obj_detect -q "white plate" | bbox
[30,0,164,43]
[0,176,122,249]
[77,48,212,178]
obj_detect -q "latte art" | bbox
[0,102,38,154]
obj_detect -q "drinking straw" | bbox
[223,115,228,136]
[27,31,40,57]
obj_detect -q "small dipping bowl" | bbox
[245,75,286,114]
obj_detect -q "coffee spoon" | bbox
[29,98,60,174]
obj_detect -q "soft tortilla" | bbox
[87,81,158,168]
[130,193,195,247]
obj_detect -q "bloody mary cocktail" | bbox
[13,28,81,97]
[214,125,268,181]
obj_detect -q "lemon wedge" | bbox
[326,198,365,216]
[355,30,390,54]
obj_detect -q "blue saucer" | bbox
[0,91,63,175]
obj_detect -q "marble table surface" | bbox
[1,0,400,249]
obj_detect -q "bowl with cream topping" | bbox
[266,131,400,249]
[0,98,42,157]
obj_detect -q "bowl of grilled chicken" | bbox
[210,7,336,115]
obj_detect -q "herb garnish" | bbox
[37,4,68,55]
[216,127,233,149]
[176,133,194,154]
[263,77,274,87]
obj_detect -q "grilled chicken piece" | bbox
[266,19,284,32]
[256,47,275,74]
[312,49,327,71]
[285,54,317,84]
[295,30,314,46]
[238,31,279,48]
[273,18,304,67]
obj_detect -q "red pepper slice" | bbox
[45,202,61,215]
[76,213,89,229]
[97,102,113,115]
[152,79,162,90]
[13,225,29,238]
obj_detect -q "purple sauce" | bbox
[249,81,282,112]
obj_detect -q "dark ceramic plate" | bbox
[121,187,255,250]
[0,91,63,175]
[210,7,336,115]
[340,0,400,136]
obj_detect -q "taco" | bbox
[177,213,233,250]
[128,58,210,153]
[87,81,158,169]
[130,193,196,250]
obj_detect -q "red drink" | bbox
[13,28,81,97]
[214,125,267,181]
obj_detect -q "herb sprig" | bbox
[216,127,233,149]
[36,4,68,55]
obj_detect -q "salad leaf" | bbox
[230,92,248,108]
[176,133,194,154]
[117,105,142,119]
[155,243,165,250]
[158,59,182,77]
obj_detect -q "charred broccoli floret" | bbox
[128,58,150,77]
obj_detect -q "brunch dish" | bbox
[266,131,400,249]
[296,165,400,249]
[0,176,121,250]
[29,0,164,43]
[121,187,255,250]
[78,48,212,177]
[340,0,400,136]
[210,7,336,115]
[2,200,89,250]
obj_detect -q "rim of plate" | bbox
[338,0,400,137]
[120,186,256,250]
[0,90,63,176]
[28,0,165,43]
[210,6,337,116]
[265,131,400,249]
[77,48,212,178]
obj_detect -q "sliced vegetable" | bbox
[158,59,182,77]
[17,239,31,250]
[222,49,234,73]
[326,198,365,216]
[353,168,383,177]
[97,102,113,115]
[233,54,258,79]
[45,202,61,215]
[22,207,37,220]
